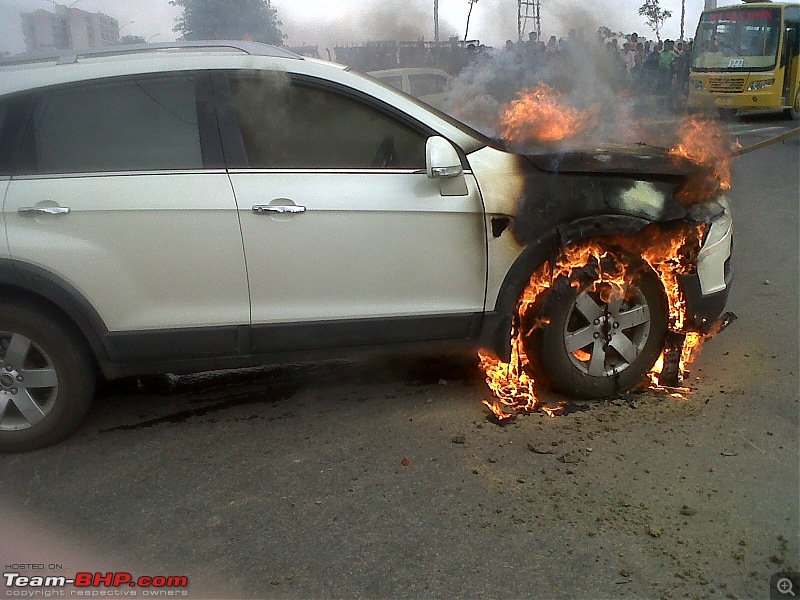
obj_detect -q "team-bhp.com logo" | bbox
[4,572,188,596]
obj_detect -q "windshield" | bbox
[360,70,502,150]
[692,7,782,70]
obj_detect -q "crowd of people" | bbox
[610,32,694,109]
[469,28,695,111]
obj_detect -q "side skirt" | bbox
[100,313,485,379]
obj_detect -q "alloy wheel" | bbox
[563,284,652,377]
[0,332,60,431]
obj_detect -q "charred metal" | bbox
[485,143,731,363]
[511,144,716,247]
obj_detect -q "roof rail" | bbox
[0,40,303,67]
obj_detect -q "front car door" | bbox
[3,73,250,363]
[216,71,487,353]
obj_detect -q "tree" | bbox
[171,0,283,44]
[119,34,147,45]
[638,0,672,42]
[464,0,478,41]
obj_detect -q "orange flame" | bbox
[669,115,741,205]
[680,331,703,373]
[479,224,708,419]
[541,405,565,417]
[481,399,515,421]
[500,84,599,145]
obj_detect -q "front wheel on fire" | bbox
[523,254,669,399]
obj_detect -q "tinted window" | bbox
[32,76,202,174]
[229,73,426,169]
[409,74,448,97]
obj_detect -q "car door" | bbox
[218,71,487,353]
[3,73,250,362]
[0,97,19,260]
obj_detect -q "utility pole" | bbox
[518,0,541,42]
[434,0,439,43]
[680,0,685,41]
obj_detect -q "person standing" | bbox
[658,39,678,103]
[625,32,640,72]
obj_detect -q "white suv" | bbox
[0,42,733,451]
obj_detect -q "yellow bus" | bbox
[688,1,800,119]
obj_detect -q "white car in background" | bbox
[0,42,732,451]
[367,67,451,110]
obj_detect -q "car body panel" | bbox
[0,178,9,259]
[229,170,487,325]
[4,173,250,331]
[695,197,733,295]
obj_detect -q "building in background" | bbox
[21,5,119,53]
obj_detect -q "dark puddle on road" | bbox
[97,353,481,433]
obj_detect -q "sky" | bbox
[0,0,743,55]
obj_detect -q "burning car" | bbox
[0,41,732,451]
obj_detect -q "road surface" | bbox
[1,116,798,600]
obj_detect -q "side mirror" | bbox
[426,136,463,179]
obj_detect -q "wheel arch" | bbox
[0,260,110,376]
[488,214,653,361]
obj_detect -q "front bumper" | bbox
[680,197,734,332]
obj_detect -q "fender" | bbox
[487,214,655,361]
[0,259,111,367]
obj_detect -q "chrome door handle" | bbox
[252,205,306,215]
[19,206,70,215]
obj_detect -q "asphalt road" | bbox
[1,116,798,600]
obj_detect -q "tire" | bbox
[522,253,668,399]
[0,301,95,452]
[788,91,800,121]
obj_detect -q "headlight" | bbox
[747,79,775,91]
[692,80,705,90]
[688,199,726,223]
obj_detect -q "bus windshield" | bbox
[692,7,782,70]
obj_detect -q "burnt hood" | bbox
[524,143,703,180]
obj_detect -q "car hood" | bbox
[524,142,702,179]
[468,142,727,249]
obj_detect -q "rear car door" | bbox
[4,73,250,363]
[217,71,487,353]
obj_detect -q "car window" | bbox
[229,73,426,169]
[31,75,202,174]
[408,74,448,97]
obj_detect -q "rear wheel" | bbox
[0,301,95,452]
[522,253,668,399]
